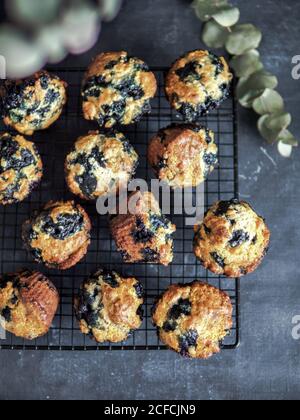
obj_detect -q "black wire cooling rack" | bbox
[0,67,240,351]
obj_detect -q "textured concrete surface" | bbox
[0,0,300,400]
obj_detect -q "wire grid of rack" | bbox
[0,67,239,351]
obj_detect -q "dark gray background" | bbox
[0,0,299,400]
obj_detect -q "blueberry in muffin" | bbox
[0,269,59,340]
[65,130,138,200]
[22,201,92,270]
[148,123,217,188]
[74,269,144,343]
[165,50,233,121]
[82,51,157,128]
[0,132,43,205]
[110,191,176,266]
[193,199,271,278]
[152,281,233,359]
[0,70,67,135]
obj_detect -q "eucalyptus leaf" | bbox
[226,24,262,55]
[277,141,293,158]
[230,49,263,78]
[237,70,278,107]
[202,19,229,48]
[36,25,67,64]
[62,5,101,54]
[236,76,264,108]
[7,0,61,25]
[277,129,298,146]
[98,0,123,22]
[252,89,284,115]
[212,6,240,27]
[192,0,228,22]
[258,112,292,144]
[239,89,265,108]
[0,24,46,78]
[265,112,291,131]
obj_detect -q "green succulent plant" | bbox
[192,0,297,157]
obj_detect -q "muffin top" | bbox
[110,191,176,266]
[22,201,91,270]
[65,131,138,200]
[152,281,233,359]
[0,132,43,205]
[148,123,218,188]
[0,70,67,135]
[82,51,157,128]
[0,270,59,340]
[75,269,144,343]
[194,199,271,278]
[166,50,233,121]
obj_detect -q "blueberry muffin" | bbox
[148,124,217,188]
[166,50,233,121]
[65,130,138,200]
[74,269,144,343]
[0,133,43,205]
[152,281,233,359]
[0,70,67,135]
[82,51,157,128]
[194,199,271,278]
[0,269,59,340]
[110,191,176,266]
[22,201,91,270]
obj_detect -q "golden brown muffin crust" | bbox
[65,130,138,200]
[166,50,233,121]
[152,281,233,359]
[194,199,271,278]
[75,269,144,343]
[0,71,67,135]
[0,132,43,205]
[0,270,59,340]
[148,124,218,188]
[110,191,176,266]
[22,201,91,270]
[82,51,157,127]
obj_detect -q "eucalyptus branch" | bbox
[192,0,298,157]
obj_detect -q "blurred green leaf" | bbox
[36,25,67,64]
[0,24,46,78]
[230,49,263,78]
[6,0,61,25]
[98,0,123,22]
[252,89,284,115]
[226,24,262,55]
[62,5,101,55]
[212,6,240,27]
[202,20,229,48]
[258,112,292,143]
[192,0,228,22]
